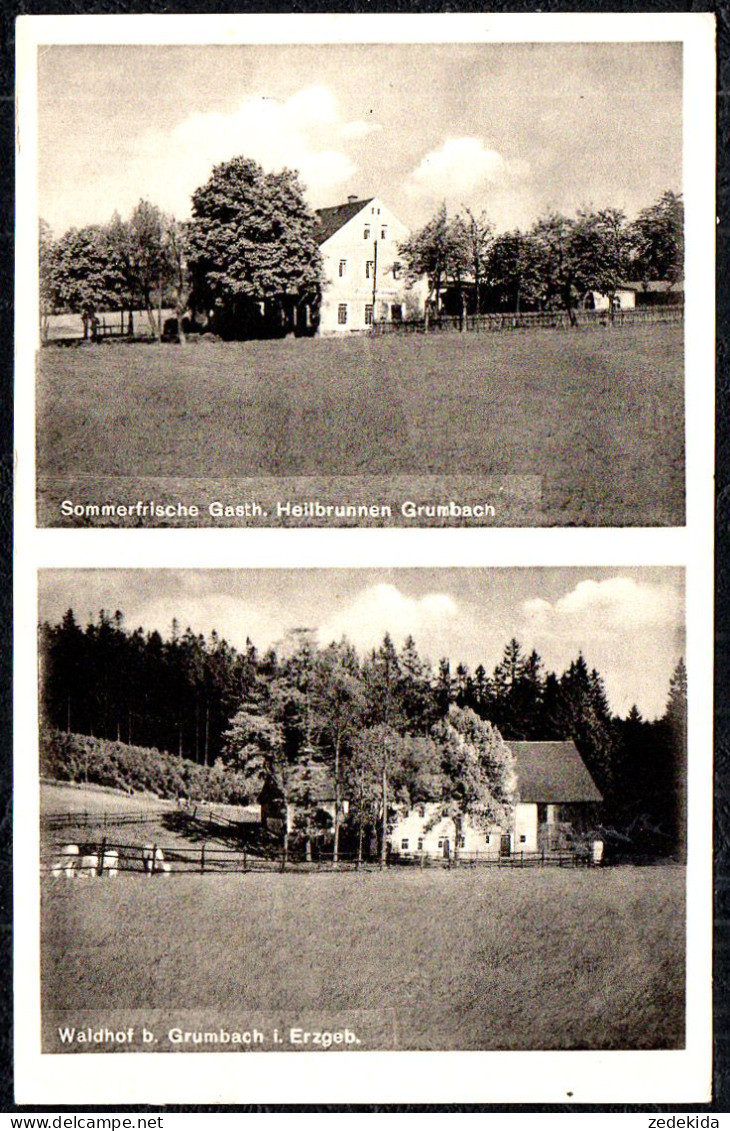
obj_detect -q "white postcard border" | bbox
[14,11,716,1106]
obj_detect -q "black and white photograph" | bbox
[37,567,687,1056]
[25,24,692,528]
[11,10,716,1111]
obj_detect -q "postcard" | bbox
[13,11,715,1109]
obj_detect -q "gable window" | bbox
[338,259,347,277]
[337,304,348,325]
[401,839,409,851]
[381,225,388,239]
[519,834,527,844]
[416,804,426,818]
[364,304,374,326]
[363,225,371,239]
[365,260,375,279]
[392,261,401,280]
[417,837,424,850]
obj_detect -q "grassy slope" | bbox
[42,866,684,1050]
[41,782,257,853]
[41,781,173,816]
[37,325,684,525]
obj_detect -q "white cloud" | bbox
[521,577,683,635]
[317,583,459,655]
[405,137,526,202]
[55,84,373,230]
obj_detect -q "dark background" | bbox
[1,0,726,1115]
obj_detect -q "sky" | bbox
[38,568,685,721]
[37,42,682,237]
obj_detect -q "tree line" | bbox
[40,608,687,858]
[40,148,682,340]
[398,192,683,326]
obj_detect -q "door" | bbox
[442,838,450,860]
[500,833,511,858]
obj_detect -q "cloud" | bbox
[521,577,683,635]
[317,583,459,655]
[404,137,528,203]
[56,84,374,230]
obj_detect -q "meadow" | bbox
[36,324,684,526]
[41,865,685,1051]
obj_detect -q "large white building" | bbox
[315,196,427,334]
[389,740,603,860]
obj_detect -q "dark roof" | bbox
[509,741,603,803]
[315,198,374,244]
[259,771,337,806]
[621,279,684,293]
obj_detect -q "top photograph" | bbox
[23,20,701,528]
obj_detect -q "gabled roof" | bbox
[259,770,337,806]
[315,198,374,244]
[509,741,602,803]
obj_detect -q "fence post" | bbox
[98,837,106,876]
[200,844,205,874]
[243,849,247,874]
[151,842,157,875]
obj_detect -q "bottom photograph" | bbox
[36,566,687,1054]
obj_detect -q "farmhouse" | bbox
[315,196,427,334]
[389,740,602,859]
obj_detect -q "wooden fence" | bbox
[41,803,254,837]
[42,839,602,876]
[41,809,169,831]
[370,305,683,336]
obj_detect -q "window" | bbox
[338,259,347,277]
[391,304,403,322]
[364,304,374,326]
[416,804,426,818]
[337,304,347,325]
[485,834,491,845]
[458,837,466,849]
[381,225,388,239]
[519,834,527,844]
[401,839,409,851]
[363,226,370,239]
[392,261,401,280]
[437,839,444,849]
[366,260,375,279]
[417,838,424,851]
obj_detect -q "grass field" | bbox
[37,324,684,526]
[41,865,685,1051]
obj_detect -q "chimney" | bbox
[347,194,358,204]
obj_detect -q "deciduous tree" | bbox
[187,156,323,338]
[430,706,517,864]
